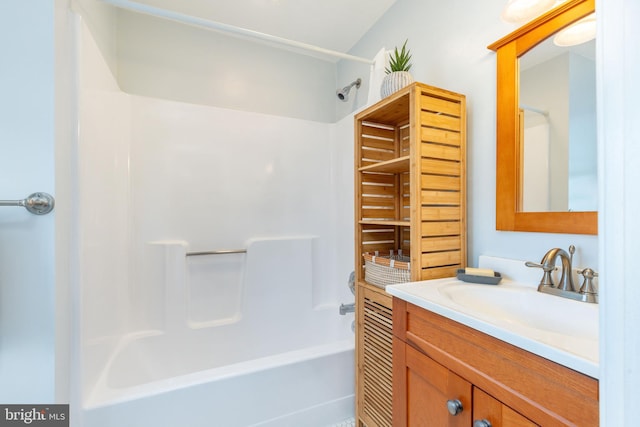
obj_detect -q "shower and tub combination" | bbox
[82,239,355,427]
[73,6,357,426]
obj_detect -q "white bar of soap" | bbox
[465,267,495,277]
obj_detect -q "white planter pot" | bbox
[380,71,414,98]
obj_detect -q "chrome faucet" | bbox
[541,247,576,292]
[339,271,356,315]
[526,245,598,303]
[339,303,355,315]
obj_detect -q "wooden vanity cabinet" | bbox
[393,298,599,426]
[395,342,537,427]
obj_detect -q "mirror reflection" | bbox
[519,37,596,212]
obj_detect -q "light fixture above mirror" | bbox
[553,13,596,46]
[501,0,557,24]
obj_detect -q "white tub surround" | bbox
[76,15,356,427]
[386,255,599,378]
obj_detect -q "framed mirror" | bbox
[488,0,597,234]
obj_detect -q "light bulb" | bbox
[553,13,596,46]
[501,0,556,24]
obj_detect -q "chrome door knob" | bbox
[473,419,492,427]
[446,399,463,416]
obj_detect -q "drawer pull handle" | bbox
[473,419,492,427]
[446,399,463,416]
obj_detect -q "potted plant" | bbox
[381,39,414,98]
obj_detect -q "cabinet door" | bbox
[358,286,393,426]
[402,344,471,426]
[473,388,538,427]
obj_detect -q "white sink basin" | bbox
[386,277,599,378]
[439,282,598,341]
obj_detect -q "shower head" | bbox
[336,78,362,101]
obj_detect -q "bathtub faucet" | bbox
[339,303,355,315]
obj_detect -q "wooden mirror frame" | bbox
[488,0,597,235]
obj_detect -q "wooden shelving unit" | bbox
[354,82,467,426]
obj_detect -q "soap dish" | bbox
[456,269,502,285]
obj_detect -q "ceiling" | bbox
[122,0,398,54]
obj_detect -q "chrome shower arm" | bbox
[336,78,362,101]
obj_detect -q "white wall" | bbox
[0,0,56,402]
[76,18,132,402]
[115,10,338,123]
[337,0,598,270]
[599,0,640,424]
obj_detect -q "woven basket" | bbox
[363,250,411,288]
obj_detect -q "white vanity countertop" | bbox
[386,256,599,379]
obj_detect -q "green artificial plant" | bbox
[385,40,413,74]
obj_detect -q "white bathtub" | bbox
[80,239,355,426]
[83,329,355,427]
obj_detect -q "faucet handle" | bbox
[525,261,557,273]
[525,261,556,287]
[578,267,598,278]
[577,267,598,303]
[578,268,598,294]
